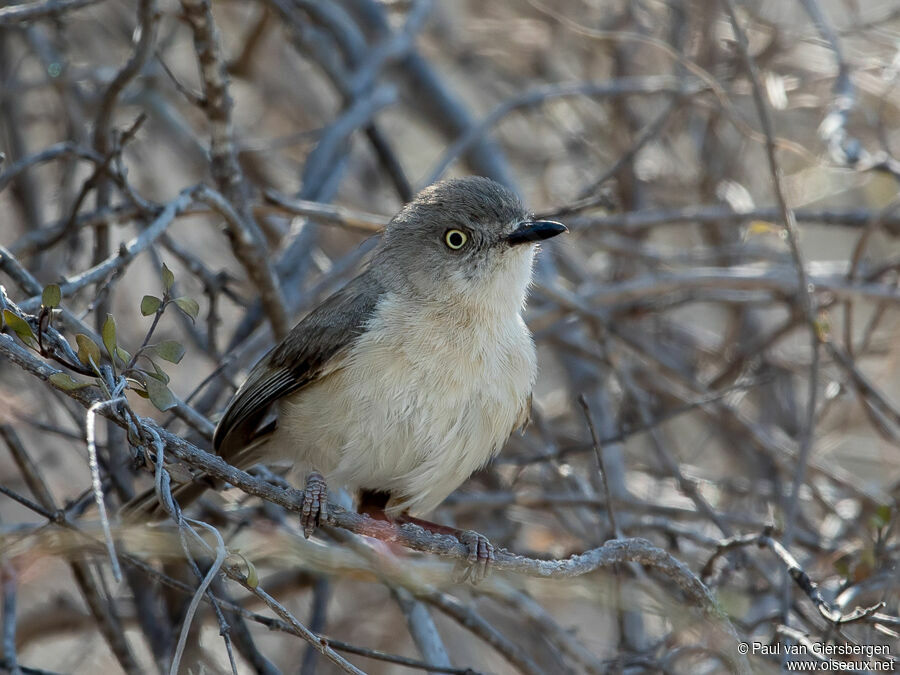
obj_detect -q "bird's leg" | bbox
[357,489,391,521]
[393,513,495,583]
[300,471,328,538]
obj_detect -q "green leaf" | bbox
[173,296,199,321]
[153,339,185,364]
[161,263,175,292]
[872,504,892,529]
[833,557,850,579]
[229,552,258,588]
[814,312,831,343]
[42,284,61,308]
[49,372,94,391]
[101,314,117,361]
[141,295,162,316]
[142,359,170,384]
[75,334,101,366]
[244,559,258,589]
[143,375,177,411]
[116,346,132,364]
[2,310,36,346]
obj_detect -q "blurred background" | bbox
[1,0,899,672]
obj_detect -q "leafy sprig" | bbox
[1,263,199,413]
[121,263,197,411]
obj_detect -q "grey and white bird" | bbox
[127,176,566,580]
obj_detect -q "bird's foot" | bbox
[300,471,328,538]
[453,529,495,584]
[392,513,495,583]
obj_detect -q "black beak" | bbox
[506,220,568,246]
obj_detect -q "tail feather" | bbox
[119,428,274,521]
[120,480,215,522]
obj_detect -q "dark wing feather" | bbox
[213,272,382,458]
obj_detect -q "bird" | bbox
[125,176,566,581]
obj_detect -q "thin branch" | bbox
[0,142,103,194]
[85,398,126,582]
[426,76,699,186]
[564,205,900,235]
[180,0,289,339]
[718,0,823,626]
[0,420,139,673]
[0,0,105,26]
[18,187,196,312]
[261,189,390,232]
[2,333,739,630]
[577,395,620,537]
[0,562,20,675]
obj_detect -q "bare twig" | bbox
[1,562,20,675]
[0,0,105,26]
[180,0,288,339]
[0,422,139,673]
[718,0,823,630]
[18,187,196,312]
[577,394,620,537]
[261,189,389,232]
[86,397,127,583]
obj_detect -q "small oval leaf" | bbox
[833,557,851,579]
[49,372,94,391]
[228,552,258,588]
[142,359,170,384]
[153,339,185,364]
[143,375,177,411]
[245,559,258,588]
[2,310,36,345]
[75,334,101,366]
[162,263,175,292]
[42,284,61,308]
[102,314,117,361]
[173,296,199,321]
[141,295,162,316]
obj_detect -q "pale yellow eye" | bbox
[444,229,468,250]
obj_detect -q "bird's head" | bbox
[374,176,566,310]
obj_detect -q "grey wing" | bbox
[212,272,382,457]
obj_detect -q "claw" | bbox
[454,530,495,584]
[300,471,328,538]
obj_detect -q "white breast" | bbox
[272,291,537,515]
